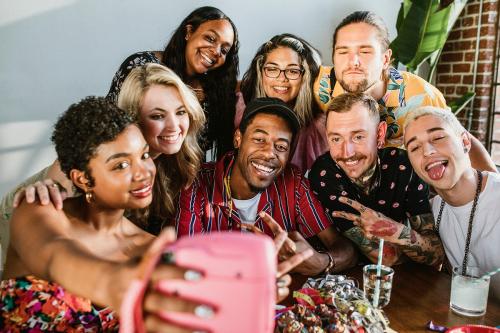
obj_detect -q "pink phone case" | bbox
[120,232,276,333]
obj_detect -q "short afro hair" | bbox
[52,96,135,188]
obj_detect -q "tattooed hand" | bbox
[334,197,444,267]
[333,196,404,242]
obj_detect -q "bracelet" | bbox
[319,251,336,275]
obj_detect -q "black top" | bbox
[309,148,431,234]
[106,51,161,103]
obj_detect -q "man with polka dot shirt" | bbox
[309,93,444,267]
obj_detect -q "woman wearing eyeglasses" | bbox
[238,34,328,171]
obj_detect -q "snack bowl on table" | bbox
[275,274,393,333]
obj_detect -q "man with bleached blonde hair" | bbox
[404,106,500,299]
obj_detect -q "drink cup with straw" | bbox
[373,238,384,308]
[480,267,500,280]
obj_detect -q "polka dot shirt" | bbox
[309,148,431,234]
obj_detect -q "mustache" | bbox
[336,154,366,163]
[342,68,366,75]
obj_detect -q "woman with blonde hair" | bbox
[2,64,205,236]
[118,63,205,233]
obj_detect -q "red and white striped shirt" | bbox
[175,152,331,238]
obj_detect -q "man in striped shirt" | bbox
[176,98,357,276]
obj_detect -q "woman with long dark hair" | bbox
[107,6,239,158]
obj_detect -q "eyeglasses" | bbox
[262,66,304,80]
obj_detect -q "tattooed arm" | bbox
[344,226,402,266]
[394,213,444,267]
[333,197,444,267]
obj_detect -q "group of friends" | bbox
[0,6,499,332]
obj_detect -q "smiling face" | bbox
[138,84,190,158]
[184,19,234,76]
[232,113,292,198]
[261,47,303,104]
[404,115,471,191]
[327,102,385,181]
[333,22,391,94]
[86,125,156,210]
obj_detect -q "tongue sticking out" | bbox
[427,163,446,180]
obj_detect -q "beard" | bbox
[248,183,266,194]
[338,77,370,93]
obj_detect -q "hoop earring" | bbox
[85,191,94,204]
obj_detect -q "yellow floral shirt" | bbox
[313,66,447,148]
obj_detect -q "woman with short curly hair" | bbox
[1,97,213,332]
[2,65,205,235]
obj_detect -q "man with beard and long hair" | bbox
[310,93,444,267]
[176,97,357,277]
[313,11,496,173]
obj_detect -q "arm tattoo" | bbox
[371,220,399,237]
[345,227,387,258]
[398,225,411,240]
[394,213,443,266]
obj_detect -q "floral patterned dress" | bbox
[0,276,119,332]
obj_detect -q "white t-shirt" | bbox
[233,193,262,228]
[432,171,500,299]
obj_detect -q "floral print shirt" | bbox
[313,66,447,148]
[0,276,119,332]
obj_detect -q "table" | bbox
[288,262,500,332]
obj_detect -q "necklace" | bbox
[435,170,482,276]
[223,157,238,229]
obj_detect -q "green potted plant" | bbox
[390,0,472,114]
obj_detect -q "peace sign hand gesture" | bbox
[332,196,403,243]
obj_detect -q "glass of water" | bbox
[363,264,394,308]
[450,266,490,317]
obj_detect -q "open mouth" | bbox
[251,161,276,176]
[130,184,153,198]
[200,51,215,67]
[341,157,364,168]
[425,160,448,180]
[272,86,289,94]
[344,159,360,166]
[158,133,181,144]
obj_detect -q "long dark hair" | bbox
[240,33,321,128]
[162,6,239,158]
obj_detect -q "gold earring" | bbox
[85,191,94,204]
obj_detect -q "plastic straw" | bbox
[373,238,384,308]
[480,267,500,279]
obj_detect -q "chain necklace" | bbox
[435,170,482,276]
[223,157,238,229]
